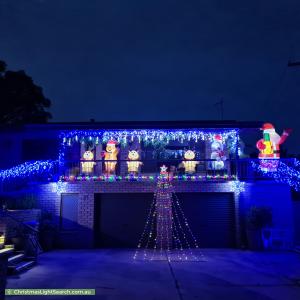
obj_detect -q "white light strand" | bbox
[60,129,239,145]
[134,176,204,261]
[173,192,200,250]
[52,180,67,194]
[229,180,246,194]
[133,193,157,260]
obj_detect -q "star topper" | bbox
[160,165,168,174]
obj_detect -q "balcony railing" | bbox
[58,158,298,182]
[60,159,234,178]
[1,158,297,192]
[233,158,297,181]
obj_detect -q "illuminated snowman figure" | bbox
[210,135,226,170]
[81,150,96,174]
[182,150,199,174]
[127,150,143,175]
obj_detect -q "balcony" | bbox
[59,159,235,181]
[1,158,297,191]
[57,158,298,183]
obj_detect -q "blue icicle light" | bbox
[0,160,58,181]
[59,129,239,146]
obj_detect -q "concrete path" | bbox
[6,249,300,300]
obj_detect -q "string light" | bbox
[251,160,300,191]
[58,129,239,176]
[52,180,67,194]
[293,158,300,170]
[0,160,57,182]
[59,129,238,146]
[229,180,245,194]
[133,192,157,260]
[134,175,204,261]
[60,174,236,182]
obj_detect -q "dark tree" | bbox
[0,60,51,124]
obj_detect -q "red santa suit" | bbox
[257,123,291,159]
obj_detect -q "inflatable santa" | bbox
[256,123,292,159]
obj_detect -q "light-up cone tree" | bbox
[134,166,203,261]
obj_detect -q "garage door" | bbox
[94,193,153,248]
[177,193,236,248]
[95,192,236,248]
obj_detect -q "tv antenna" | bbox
[288,60,300,67]
[214,98,224,120]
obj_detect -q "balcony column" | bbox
[119,147,128,177]
[95,144,102,175]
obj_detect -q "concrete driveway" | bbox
[6,249,300,300]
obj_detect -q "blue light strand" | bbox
[59,129,239,145]
[58,129,239,172]
[0,160,58,182]
[293,158,300,170]
[251,160,300,191]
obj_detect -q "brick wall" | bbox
[35,181,239,248]
[34,180,293,249]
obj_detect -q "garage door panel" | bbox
[177,192,236,248]
[94,193,153,248]
[95,192,236,248]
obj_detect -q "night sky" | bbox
[0,0,300,152]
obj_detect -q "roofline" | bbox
[27,120,262,130]
[0,120,263,132]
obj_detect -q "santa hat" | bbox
[107,140,118,145]
[214,134,222,141]
[261,123,275,131]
